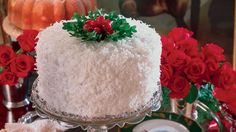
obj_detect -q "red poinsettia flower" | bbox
[10,54,35,78]
[83,16,114,35]
[17,30,39,52]
[0,45,16,66]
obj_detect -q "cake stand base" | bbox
[31,79,162,132]
[87,126,108,132]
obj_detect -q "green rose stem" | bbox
[16,49,23,54]
[0,67,4,74]
[185,103,193,118]
[170,99,177,113]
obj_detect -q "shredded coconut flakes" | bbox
[36,18,162,118]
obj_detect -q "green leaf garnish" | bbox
[63,9,137,42]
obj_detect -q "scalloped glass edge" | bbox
[30,79,162,130]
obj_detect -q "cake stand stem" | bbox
[87,126,108,132]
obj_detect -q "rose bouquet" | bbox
[161,27,225,101]
[161,27,236,130]
[0,30,39,86]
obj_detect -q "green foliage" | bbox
[63,9,136,42]
[160,84,221,125]
[196,108,212,124]
[106,12,137,41]
[184,84,198,103]
[63,12,100,41]
[0,67,3,74]
[161,87,171,111]
[198,83,220,112]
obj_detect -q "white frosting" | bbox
[36,17,162,118]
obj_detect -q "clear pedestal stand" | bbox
[31,80,162,132]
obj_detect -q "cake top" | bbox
[63,9,137,42]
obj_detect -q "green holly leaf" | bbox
[63,9,137,42]
[184,84,198,103]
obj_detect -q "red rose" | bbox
[17,30,39,52]
[160,64,173,86]
[161,49,168,65]
[161,35,174,54]
[176,38,199,58]
[205,58,219,73]
[10,54,35,78]
[168,75,190,99]
[83,16,113,35]
[213,86,236,103]
[184,58,206,83]
[0,74,4,85]
[212,63,236,89]
[213,85,236,115]
[214,85,236,102]
[168,27,193,43]
[1,68,18,86]
[0,45,16,66]
[203,58,219,82]
[227,102,236,116]
[201,43,225,62]
[168,50,190,70]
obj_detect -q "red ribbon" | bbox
[208,120,219,132]
[208,112,236,131]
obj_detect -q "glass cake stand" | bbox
[31,79,162,132]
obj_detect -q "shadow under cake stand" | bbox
[30,80,162,132]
